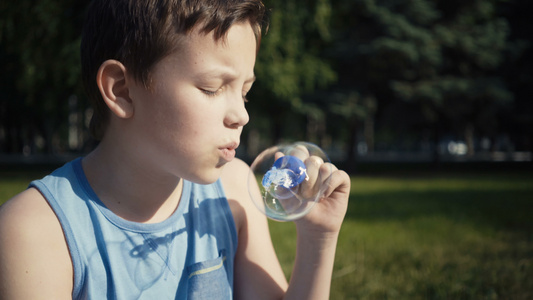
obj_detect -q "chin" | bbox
[186,169,223,185]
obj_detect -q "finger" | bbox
[299,156,324,199]
[320,168,351,201]
[315,162,334,197]
[319,162,337,183]
[287,144,310,161]
[274,151,284,161]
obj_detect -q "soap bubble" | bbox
[248,142,332,221]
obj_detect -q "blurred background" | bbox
[1,1,532,299]
[1,0,532,170]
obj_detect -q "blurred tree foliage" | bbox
[327,0,531,165]
[0,0,531,166]
[246,0,337,151]
[0,0,88,154]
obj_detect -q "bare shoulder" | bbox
[220,158,254,231]
[220,158,251,196]
[0,188,73,299]
[220,159,288,299]
[0,188,58,246]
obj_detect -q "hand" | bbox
[275,145,350,238]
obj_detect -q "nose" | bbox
[224,93,249,128]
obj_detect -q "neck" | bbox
[82,139,183,224]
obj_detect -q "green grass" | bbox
[2,166,532,299]
[0,170,49,202]
[269,171,533,299]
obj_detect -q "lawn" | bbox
[0,168,51,202]
[1,164,532,299]
[269,169,533,299]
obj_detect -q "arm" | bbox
[222,159,288,299]
[284,162,350,299]
[221,157,350,300]
[0,188,73,300]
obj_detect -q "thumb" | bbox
[322,169,351,200]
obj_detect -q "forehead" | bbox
[152,22,257,80]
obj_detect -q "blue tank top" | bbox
[30,158,238,299]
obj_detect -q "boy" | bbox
[0,0,350,299]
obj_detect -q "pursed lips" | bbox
[218,141,239,162]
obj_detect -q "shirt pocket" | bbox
[187,251,231,300]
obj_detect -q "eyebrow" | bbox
[195,69,256,84]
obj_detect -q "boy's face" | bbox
[126,22,256,184]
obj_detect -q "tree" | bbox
[247,0,336,155]
[328,0,514,164]
[392,0,513,157]
[329,91,376,171]
[0,0,89,154]
[499,0,533,152]
[2,0,530,165]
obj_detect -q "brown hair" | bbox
[81,0,267,140]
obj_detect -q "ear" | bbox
[96,60,134,119]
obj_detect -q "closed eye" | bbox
[200,88,222,97]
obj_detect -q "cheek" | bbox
[146,90,223,143]
[150,95,190,133]
[161,107,209,148]
[182,104,222,132]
